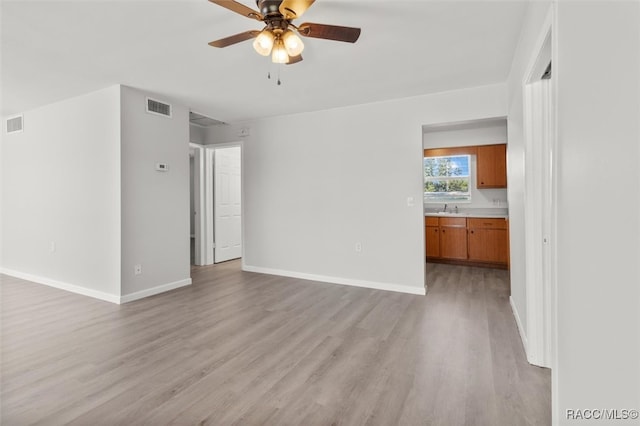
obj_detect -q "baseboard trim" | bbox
[242,265,426,296]
[0,267,120,304]
[510,296,528,355]
[119,278,192,304]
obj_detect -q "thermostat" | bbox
[156,163,169,171]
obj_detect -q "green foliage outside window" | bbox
[424,155,471,201]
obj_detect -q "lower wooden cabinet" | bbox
[425,217,440,258]
[439,218,468,260]
[467,218,509,264]
[425,216,509,268]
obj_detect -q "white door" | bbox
[214,146,242,263]
[524,77,553,368]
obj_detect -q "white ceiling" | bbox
[1,0,528,123]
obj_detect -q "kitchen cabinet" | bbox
[476,144,507,188]
[425,215,509,268]
[438,217,468,260]
[425,217,440,258]
[467,218,509,265]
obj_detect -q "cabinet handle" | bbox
[434,229,438,233]
[470,230,474,234]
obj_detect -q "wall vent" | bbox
[6,115,23,134]
[146,97,172,118]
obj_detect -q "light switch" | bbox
[407,196,415,207]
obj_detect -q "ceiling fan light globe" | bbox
[271,40,289,64]
[253,30,274,56]
[282,31,304,56]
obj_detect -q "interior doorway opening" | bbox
[209,145,242,264]
[189,143,205,266]
[190,142,243,267]
[422,118,510,289]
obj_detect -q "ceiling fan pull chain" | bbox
[277,65,282,86]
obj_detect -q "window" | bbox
[424,155,471,202]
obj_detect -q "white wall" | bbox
[120,86,191,297]
[423,119,508,209]
[510,1,640,422]
[1,86,121,299]
[555,1,640,421]
[506,0,553,341]
[206,84,507,294]
[189,124,206,144]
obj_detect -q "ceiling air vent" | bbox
[146,97,172,118]
[6,115,23,134]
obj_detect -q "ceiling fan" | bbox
[208,0,361,65]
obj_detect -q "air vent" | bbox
[146,97,172,118]
[6,115,23,134]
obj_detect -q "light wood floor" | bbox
[1,261,550,425]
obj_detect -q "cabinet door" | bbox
[468,228,508,263]
[426,226,440,258]
[440,227,468,259]
[477,144,507,188]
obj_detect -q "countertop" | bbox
[424,208,509,219]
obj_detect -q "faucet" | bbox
[454,205,458,214]
[442,204,448,213]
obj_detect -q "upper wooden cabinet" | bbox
[476,144,507,188]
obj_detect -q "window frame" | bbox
[423,153,472,203]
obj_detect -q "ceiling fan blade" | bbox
[297,22,361,43]
[279,0,315,20]
[286,54,303,65]
[208,0,263,21]
[208,30,260,48]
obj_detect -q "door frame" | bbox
[190,143,206,266]
[521,8,556,371]
[204,142,244,266]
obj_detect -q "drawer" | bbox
[439,217,467,227]
[425,217,439,227]
[467,218,508,229]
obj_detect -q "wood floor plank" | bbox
[0,260,550,425]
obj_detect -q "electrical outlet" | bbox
[49,241,56,253]
[355,242,362,253]
[134,264,142,275]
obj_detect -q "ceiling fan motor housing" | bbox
[257,0,285,18]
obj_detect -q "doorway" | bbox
[193,143,243,265]
[190,143,205,265]
[211,145,242,263]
